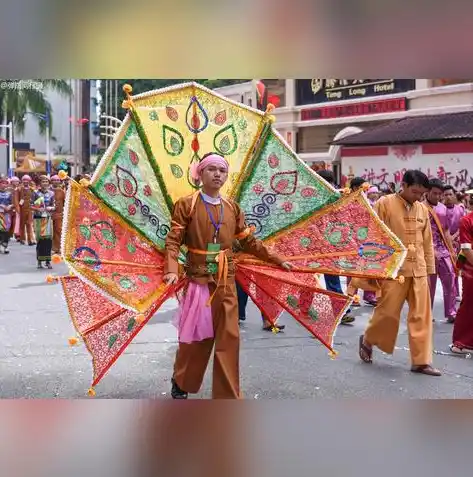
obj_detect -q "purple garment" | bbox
[429,256,457,318]
[446,204,464,236]
[363,290,377,303]
[430,202,450,258]
[428,202,457,318]
[446,204,464,262]
[447,205,465,298]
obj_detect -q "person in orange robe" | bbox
[163,153,293,399]
[51,175,66,254]
[359,170,441,376]
[14,175,36,245]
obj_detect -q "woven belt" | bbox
[187,247,230,305]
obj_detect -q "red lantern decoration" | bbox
[69,117,90,125]
[267,95,281,108]
[255,80,265,102]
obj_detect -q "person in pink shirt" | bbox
[444,185,465,301]
[367,185,381,205]
[424,179,457,323]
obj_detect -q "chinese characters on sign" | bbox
[342,153,473,190]
[296,79,416,105]
[301,97,407,120]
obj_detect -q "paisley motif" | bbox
[270,171,298,196]
[214,124,238,156]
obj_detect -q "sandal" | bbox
[171,378,188,399]
[449,344,473,355]
[341,314,355,325]
[410,365,442,376]
[263,324,285,332]
[359,335,373,363]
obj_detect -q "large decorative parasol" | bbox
[50,82,406,395]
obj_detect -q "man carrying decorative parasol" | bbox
[163,152,293,399]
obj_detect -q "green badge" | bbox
[206,243,220,274]
[207,263,218,274]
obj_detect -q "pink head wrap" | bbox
[367,186,379,194]
[10,176,20,183]
[22,175,32,181]
[51,175,60,181]
[190,154,229,185]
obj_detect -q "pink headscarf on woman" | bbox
[190,153,229,186]
[367,186,380,195]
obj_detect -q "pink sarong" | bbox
[173,281,214,344]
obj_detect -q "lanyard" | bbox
[201,193,224,243]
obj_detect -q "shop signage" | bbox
[301,97,408,120]
[296,79,416,105]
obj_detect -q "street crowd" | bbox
[2,166,473,398]
[0,172,88,267]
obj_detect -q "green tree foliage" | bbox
[0,79,72,136]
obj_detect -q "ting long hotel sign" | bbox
[297,79,415,120]
[296,79,416,104]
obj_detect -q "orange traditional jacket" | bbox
[164,193,284,285]
[52,187,66,219]
[374,194,435,277]
[14,185,34,213]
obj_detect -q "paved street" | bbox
[1,241,473,399]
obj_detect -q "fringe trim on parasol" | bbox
[129,81,267,119]
[91,114,132,185]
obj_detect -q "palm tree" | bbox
[0,79,72,137]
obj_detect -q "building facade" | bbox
[212,81,256,109]
[12,79,99,176]
[215,79,473,188]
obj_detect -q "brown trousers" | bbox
[19,210,34,243]
[364,276,433,366]
[52,215,63,252]
[173,280,241,399]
